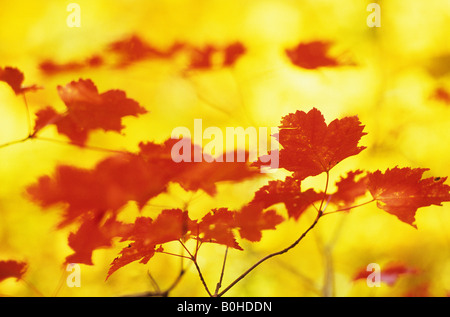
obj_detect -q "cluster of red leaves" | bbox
[38,34,246,75]
[25,102,450,279]
[37,36,352,77]
[3,65,450,291]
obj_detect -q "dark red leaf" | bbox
[0,260,28,282]
[285,41,339,70]
[0,66,40,95]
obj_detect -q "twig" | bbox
[216,171,331,297]
[214,246,228,296]
[179,240,212,297]
[216,211,322,297]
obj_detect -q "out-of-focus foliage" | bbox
[0,0,449,297]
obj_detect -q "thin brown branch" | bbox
[179,240,212,297]
[216,171,332,297]
[216,211,322,297]
[214,246,228,296]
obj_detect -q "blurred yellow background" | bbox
[0,0,449,297]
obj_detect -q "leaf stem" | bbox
[22,93,32,137]
[322,199,376,216]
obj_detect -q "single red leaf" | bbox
[285,41,339,70]
[0,260,28,282]
[252,176,323,220]
[223,42,246,67]
[33,79,147,144]
[140,139,260,196]
[367,167,450,227]
[106,209,195,279]
[254,108,366,180]
[65,215,132,265]
[197,208,242,250]
[353,262,419,286]
[329,170,369,207]
[0,66,40,95]
[431,87,450,104]
[188,45,218,70]
[109,34,180,67]
[235,203,284,242]
[26,151,172,227]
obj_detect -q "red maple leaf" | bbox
[109,34,177,67]
[251,176,323,220]
[33,79,147,145]
[139,139,260,196]
[197,208,242,250]
[329,170,369,207]
[254,108,366,180]
[65,215,132,265]
[367,167,450,227]
[235,203,284,242]
[285,41,339,70]
[223,42,246,67]
[106,209,195,279]
[27,138,259,227]
[26,151,172,227]
[0,66,40,95]
[189,45,218,70]
[353,262,419,286]
[0,260,28,282]
[431,87,450,104]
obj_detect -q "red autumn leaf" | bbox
[39,55,103,76]
[109,34,182,67]
[0,66,40,95]
[140,139,260,196]
[235,203,284,242]
[26,152,172,227]
[223,42,246,67]
[431,87,450,104]
[254,108,366,180]
[353,262,419,286]
[189,45,218,70]
[33,79,147,145]
[251,176,323,220]
[106,209,195,279]
[197,208,242,250]
[65,215,132,265]
[0,260,28,282]
[27,138,259,227]
[329,170,369,207]
[285,41,339,70]
[367,167,450,228]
